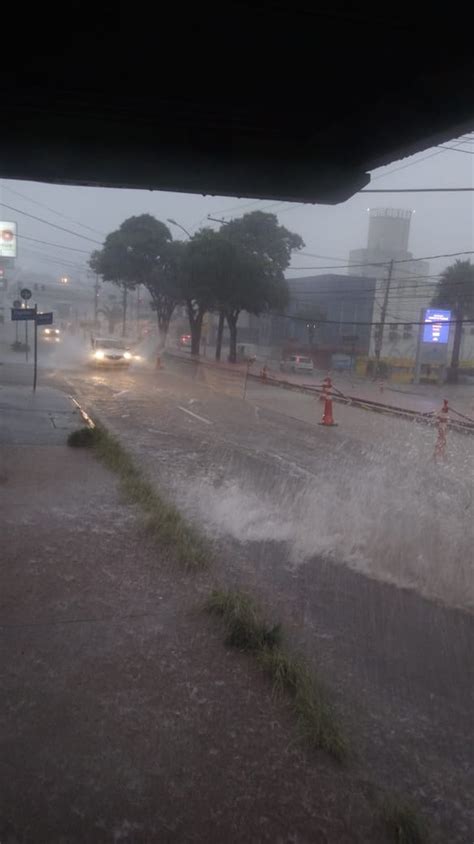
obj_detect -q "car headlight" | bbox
[123,351,132,360]
[94,350,105,360]
[134,354,142,361]
[44,329,51,335]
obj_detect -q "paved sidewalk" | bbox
[0,384,82,445]
[0,386,385,843]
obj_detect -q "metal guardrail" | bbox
[164,351,474,435]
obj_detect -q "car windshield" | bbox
[3,133,473,844]
[96,339,127,350]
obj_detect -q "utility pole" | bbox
[373,259,393,379]
[94,274,100,328]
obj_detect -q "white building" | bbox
[349,209,474,378]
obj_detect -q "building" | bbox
[243,274,376,368]
[349,208,433,373]
[348,208,474,379]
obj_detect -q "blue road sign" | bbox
[36,312,53,326]
[422,308,451,344]
[11,308,36,321]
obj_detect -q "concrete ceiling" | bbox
[2,1,473,203]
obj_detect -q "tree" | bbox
[180,229,225,355]
[431,259,474,383]
[97,303,123,335]
[146,240,185,349]
[220,212,304,362]
[90,214,172,337]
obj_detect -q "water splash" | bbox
[180,428,474,611]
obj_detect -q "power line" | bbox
[0,201,103,245]
[18,245,88,271]
[360,187,474,193]
[274,312,474,327]
[369,147,448,181]
[288,248,474,271]
[0,183,106,236]
[437,145,474,155]
[295,253,435,278]
[17,234,91,253]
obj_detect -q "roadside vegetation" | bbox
[205,589,348,762]
[382,798,428,844]
[67,424,208,570]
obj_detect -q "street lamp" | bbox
[60,275,69,284]
[167,218,192,239]
[306,322,316,348]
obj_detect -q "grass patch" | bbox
[206,589,282,651]
[258,646,348,762]
[67,426,97,448]
[205,589,347,762]
[69,423,208,570]
[382,799,429,844]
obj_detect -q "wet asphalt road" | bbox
[3,358,474,843]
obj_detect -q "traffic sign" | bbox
[11,307,36,321]
[36,312,53,326]
[13,299,21,308]
[20,288,32,300]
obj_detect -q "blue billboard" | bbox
[423,309,451,344]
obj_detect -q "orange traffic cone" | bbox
[433,399,449,461]
[319,376,338,427]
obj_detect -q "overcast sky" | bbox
[1,134,472,283]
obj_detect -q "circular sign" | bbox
[13,299,21,308]
[20,288,32,300]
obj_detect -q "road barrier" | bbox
[247,371,474,435]
[319,376,337,427]
[163,351,474,436]
[433,399,449,461]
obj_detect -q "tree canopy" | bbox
[90,214,172,286]
[432,259,474,380]
[90,214,174,339]
[90,210,304,359]
[218,212,302,360]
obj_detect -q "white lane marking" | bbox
[113,390,130,398]
[177,406,212,425]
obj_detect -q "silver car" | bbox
[280,354,314,375]
[90,337,133,366]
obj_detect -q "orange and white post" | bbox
[319,375,338,427]
[433,399,449,461]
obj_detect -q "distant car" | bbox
[40,327,61,344]
[179,334,192,349]
[280,354,314,375]
[90,336,136,366]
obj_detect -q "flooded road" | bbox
[6,355,471,842]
